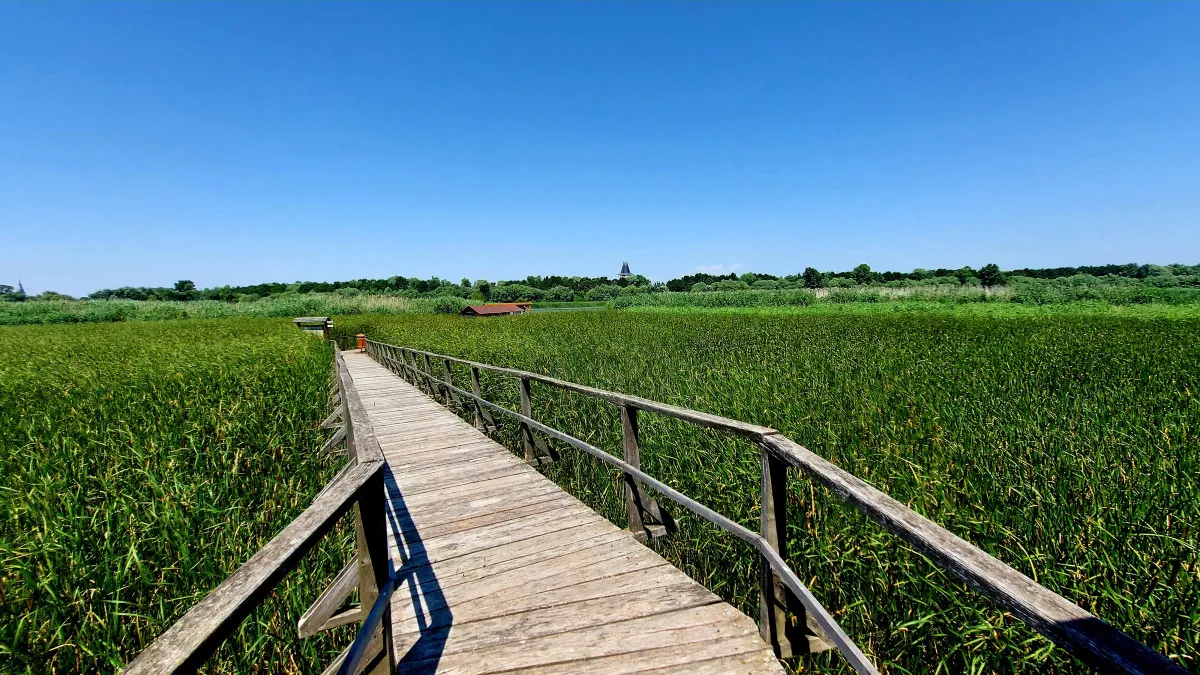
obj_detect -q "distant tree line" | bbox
[10,262,1197,305]
[80,273,657,304]
[666,263,1200,292]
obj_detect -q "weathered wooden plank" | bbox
[385,471,546,508]
[320,425,347,455]
[511,634,778,675]
[394,492,581,539]
[393,535,676,630]
[625,646,786,675]
[402,603,766,674]
[389,527,632,594]
[758,434,1184,674]
[408,510,610,562]
[396,582,721,661]
[392,562,681,636]
[389,462,535,497]
[298,560,359,638]
[122,460,383,674]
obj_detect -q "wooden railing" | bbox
[365,338,1184,675]
[123,349,395,675]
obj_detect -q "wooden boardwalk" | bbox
[341,351,785,674]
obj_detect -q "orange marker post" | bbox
[356,334,366,352]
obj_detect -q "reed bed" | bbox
[0,319,351,673]
[336,311,1198,674]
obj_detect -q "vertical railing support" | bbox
[622,405,647,540]
[442,358,459,407]
[470,366,485,430]
[401,349,414,384]
[333,358,394,673]
[621,404,673,542]
[519,377,537,463]
[759,447,830,658]
[759,447,794,657]
[423,353,437,401]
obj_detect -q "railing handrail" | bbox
[365,338,1184,675]
[396,345,777,439]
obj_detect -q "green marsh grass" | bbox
[0,319,351,673]
[338,311,1199,674]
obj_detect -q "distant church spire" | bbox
[619,261,631,279]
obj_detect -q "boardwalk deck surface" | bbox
[341,351,784,674]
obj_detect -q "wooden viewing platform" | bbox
[124,334,1185,675]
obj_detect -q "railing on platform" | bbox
[364,337,1183,675]
[123,348,395,675]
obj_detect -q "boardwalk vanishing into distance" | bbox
[342,350,786,673]
[123,334,1184,675]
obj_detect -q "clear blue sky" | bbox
[2,2,1198,296]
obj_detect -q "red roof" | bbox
[461,303,526,316]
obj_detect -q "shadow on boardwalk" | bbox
[384,466,452,673]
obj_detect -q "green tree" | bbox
[475,280,491,300]
[852,264,873,285]
[802,267,824,288]
[174,280,196,292]
[545,286,575,302]
[978,263,1006,287]
[955,266,977,284]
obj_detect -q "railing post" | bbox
[422,353,437,401]
[759,447,794,657]
[337,368,393,674]
[519,377,536,463]
[620,404,673,542]
[759,446,831,658]
[621,405,647,540]
[353,467,393,674]
[470,366,484,429]
[400,349,413,383]
[442,358,459,407]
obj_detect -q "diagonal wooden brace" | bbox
[298,561,361,638]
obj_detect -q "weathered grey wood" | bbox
[759,449,830,657]
[620,405,673,542]
[378,342,775,439]
[523,635,780,675]
[392,522,628,591]
[442,358,462,407]
[392,562,679,635]
[337,352,787,674]
[298,560,360,638]
[353,347,875,672]
[518,376,538,463]
[396,583,721,661]
[403,603,762,673]
[469,365,497,431]
[392,543,679,634]
[320,407,343,430]
[319,635,384,675]
[621,404,646,539]
[422,353,438,401]
[320,425,347,455]
[122,460,383,674]
[758,434,1185,675]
